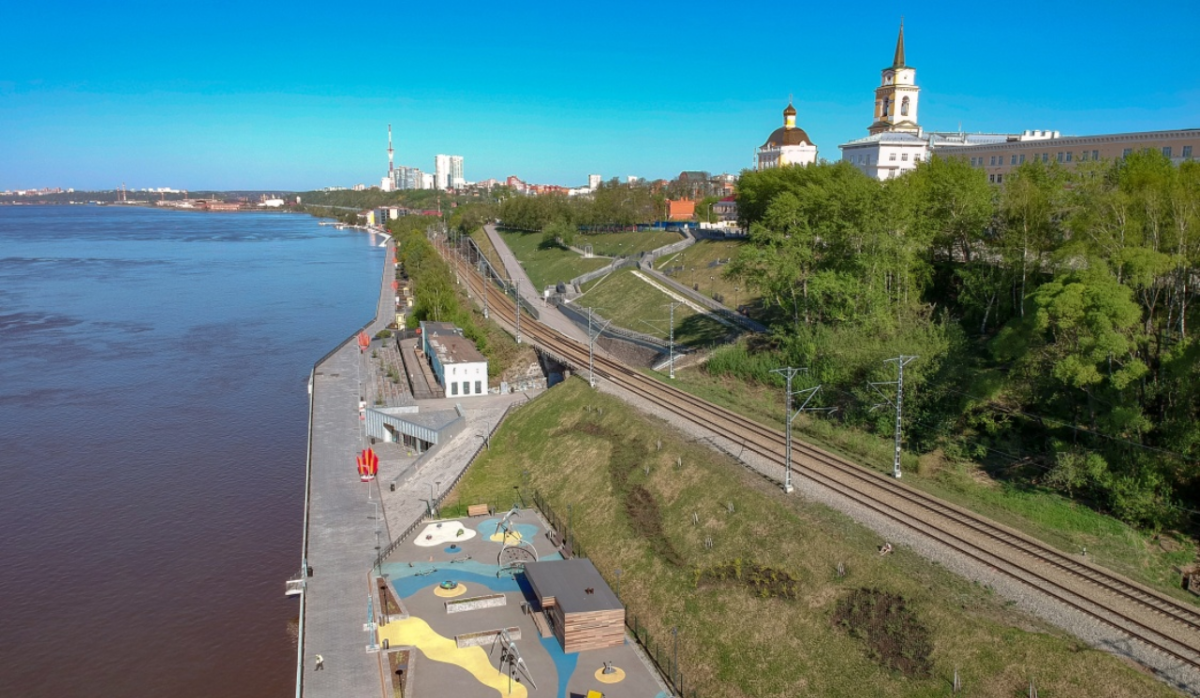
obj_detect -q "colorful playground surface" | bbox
[377,509,668,698]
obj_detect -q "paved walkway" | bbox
[481,223,592,346]
[300,239,396,698]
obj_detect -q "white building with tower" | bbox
[840,24,1054,180]
[756,102,818,170]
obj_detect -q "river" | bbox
[0,205,384,697]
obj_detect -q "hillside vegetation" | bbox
[719,154,1200,532]
[442,378,1179,698]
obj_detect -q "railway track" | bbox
[441,241,1200,679]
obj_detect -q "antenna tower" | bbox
[387,124,394,174]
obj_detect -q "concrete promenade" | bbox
[299,237,396,698]
[298,235,541,698]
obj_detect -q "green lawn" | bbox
[657,365,1200,607]
[575,268,729,345]
[656,239,755,307]
[498,229,610,291]
[579,230,684,257]
[440,377,1180,698]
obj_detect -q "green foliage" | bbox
[718,153,1200,530]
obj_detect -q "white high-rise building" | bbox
[421,172,435,190]
[588,174,602,190]
[435,154,465,190]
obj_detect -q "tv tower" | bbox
[387,124,394,174]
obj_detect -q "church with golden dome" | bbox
[755,102,818,170]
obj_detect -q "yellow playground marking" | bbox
[378,617,528,698]
[434,583,468,598]
[594,666,626,683]
[489,530,523,544]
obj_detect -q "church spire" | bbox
[893,20,906,67]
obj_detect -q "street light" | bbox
[709,275,715,298]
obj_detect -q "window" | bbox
[914,154,921,162]
[997,174,1004,183]
[969,157,976,167]
[1065,152,1072,163]
[463,381,470,395]
[1057,152,1064,163]
[889,153,897,161]
[1081,151,1089,162]
[1042,153,1049,163]
[450,382,458,396]
[1123,148,1133,158]
[475,380,482,394]
[1011,155,1018,165]
[988,156,995,166]
[1093,150,1100,160]
[901,96,910,116]
[1185,146,1193,159]
[1019,154,1026,164]
[988,174,996,183]
[901,153,908,161]
[1163,146,1173,158]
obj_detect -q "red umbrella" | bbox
[391,280,399,290]
[357,331,370,352]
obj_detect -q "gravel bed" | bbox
[597,378,1200,696]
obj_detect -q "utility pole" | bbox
[769,367,828,493]
[870,355,918,479]
[664,301,682,379]
[482,264,489,319]
[513,277,521,344]
[584,307,610,388]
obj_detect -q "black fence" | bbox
[527,488,700,698]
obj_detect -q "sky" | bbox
[1,0,1197,191]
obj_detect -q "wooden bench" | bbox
[467,504,490,517]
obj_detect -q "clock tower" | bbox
[868,22,921,136]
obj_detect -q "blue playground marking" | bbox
[477,518,541,544]
[540,634,578,698]
[443,544,462,554]
[386,568,523,599]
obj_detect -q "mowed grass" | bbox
[498,229,610,291]
[469,227,507,278]
[579,230,683,257]
[575,268,730,345]
[656,239,755,307]
[659,364,1200,607]
[441,377,1181,698]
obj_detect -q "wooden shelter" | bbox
[522,559,624,653]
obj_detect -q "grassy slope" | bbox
[658,365,1200,606]
[580,230,683,257]
[576,269,728,345]
[655,239,755,306]
[442,377,1179,698]
[497,229,609,291]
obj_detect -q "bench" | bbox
[467,504,490,517]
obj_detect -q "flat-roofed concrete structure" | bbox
[523,559,625,653]
[419,321,488,398]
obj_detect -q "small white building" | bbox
[420,322,489,398]
[756,103,818,170]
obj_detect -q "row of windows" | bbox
[972,145,1193,169]
[449,380,484,396]
[886,152,922,162]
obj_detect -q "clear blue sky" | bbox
[2,0,1196,191]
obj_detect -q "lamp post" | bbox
[734,286,739,310]
[709,275,715,298]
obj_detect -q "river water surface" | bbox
[0,206,383,697]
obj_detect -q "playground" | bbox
[377,508,667,698]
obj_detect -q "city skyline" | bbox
[2,0,1197,191]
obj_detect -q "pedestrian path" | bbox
[300,239,396,698]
